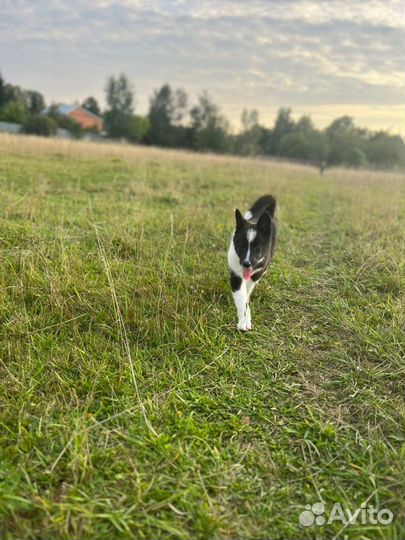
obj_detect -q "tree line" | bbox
[1,72,403,169]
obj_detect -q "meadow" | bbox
[0,133,404,539]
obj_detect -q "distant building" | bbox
[55,104,104,132]
[0,121,22,134]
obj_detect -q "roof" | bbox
[56,103,77,115]
[55,103,103,121]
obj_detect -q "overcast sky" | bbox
[0,0,403,133]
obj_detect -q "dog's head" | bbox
[233,209,272,279]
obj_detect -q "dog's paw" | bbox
[237,320,252,332]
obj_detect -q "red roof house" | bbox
[56,104,104,132]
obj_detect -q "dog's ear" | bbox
[257,211,271,234]
[235,209,244,230]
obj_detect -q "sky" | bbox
[0,0,403,133]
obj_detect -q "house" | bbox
[56,104,104,132]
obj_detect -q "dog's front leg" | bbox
[245,279,258,329]
[230,272,250,331]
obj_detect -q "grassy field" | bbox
[0,133,404,540]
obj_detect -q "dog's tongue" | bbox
[243,268,253,280]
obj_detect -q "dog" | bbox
[227,195,277,331]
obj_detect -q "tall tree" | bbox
[23,90,45,114]
[190,92,230,152]
[365,132,405,169]
[105,74,134,114]
[295,115,314,136]
[0,100,28,123]
[148,84,188,146]
[0,72,7,109]
[0,78,23,110]
[325,116,356,164]
[258,127,274,155]
[241,109,259,132]
[0,77,44,116]
[282,114,329,163]
[272,107,295,154]
[82,96,101,116]
[238,109,261,155]
[104,74,135,138]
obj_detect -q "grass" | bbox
[0,133,404,540]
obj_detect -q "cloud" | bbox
[0,0,403,131]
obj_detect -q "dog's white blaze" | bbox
[244,228,256,265]
[247,229,256,243]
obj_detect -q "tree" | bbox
[82,96,101,116]
[190,92,230,152]
[128,115,150,143]
[58,116,83,139]
[342,147,367,168]
[0,80,23,111]
[295,115,328,163]
[22,90,45,114]
[237,109,262,155]
[325,116,357,164]
[241,109,259,132]
[104,74,135,138]
[307,130,329,163]
[365,132,404,169]
[23,115,57,137]
[148,84,188,147]
[0,76,44,115]
[272,108,295,154]
[0,72,7,109]
[279,132,310,160]
[105,74,134,113]
[296,115,314,136]
[258,127,274,155]
[0,100,28,123]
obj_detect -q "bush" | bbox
[0,100,28,124]
[128,115,150,142]
[365,132,405,169]
[342,147,367,168]
[23,115,57,137]
[56,115,83,139]
[279,132,310,160]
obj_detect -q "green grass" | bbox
[0,134,404,539]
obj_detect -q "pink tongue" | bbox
[243,268,253,280]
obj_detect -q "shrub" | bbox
[56,115,84,139]
[128,115,150,142]
[0,100,28,124]
[23,115,57,137]
[342,147,367,168]
[279,132,310,160]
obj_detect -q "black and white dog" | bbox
[228,195,277,331]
